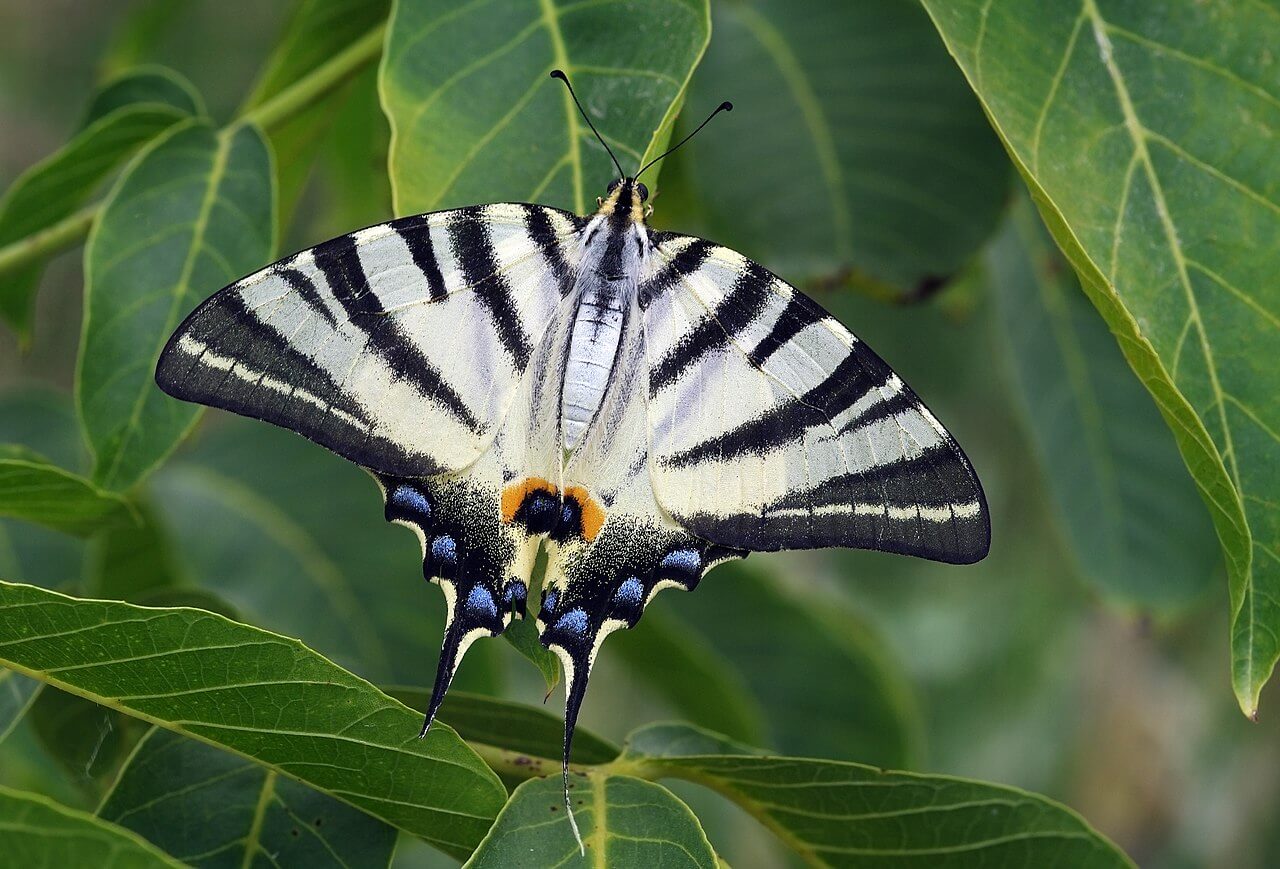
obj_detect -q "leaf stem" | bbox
[238,23,387,132]
[0,21,387,279]
[466,740,598,781]
[0,204,96,279]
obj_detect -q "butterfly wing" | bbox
[156,203,582,478]
[641,233,990,564]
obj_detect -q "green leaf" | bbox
[381,0,710,215]
[0,388,88,473]
[0,670,39,744]
[151,424,502,692]
[0,580,507,858]
[989,196,1220,610]
[0,784,183,868]
[503,610,561,691]
[99,727,397,869]
[665,0,1010,293]
[0,67,201,335]
[0,452,132,536]
[466,774,717,868]
[660,562,917,768]
[85,502,182,602]
[919,0,1280,715]
[27,686,141,794]
[83,67,204,126]
[621,723,1134,868]
[0,391,99,595]
[151,465,400,679]
[387,688,620,766]
[242,0,390,223]
[77,120,276,492]
[611,606,765,745]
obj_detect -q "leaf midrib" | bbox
[1080,0,1257,672]
[540,0,583,213]
[241,769,276,869]
[94,123,231,490]
[0,581,506,847]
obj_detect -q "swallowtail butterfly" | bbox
[156,71,989,843]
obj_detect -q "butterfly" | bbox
[156,70,989,844]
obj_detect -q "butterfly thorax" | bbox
[560,183,649,450]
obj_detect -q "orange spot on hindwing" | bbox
[501,477,557,524]
[501,478,605,542]
[565,485,605,542]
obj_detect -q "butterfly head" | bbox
[598,177,649,224]
[549,68,731,226]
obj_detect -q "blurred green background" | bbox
[0,1,1275,866]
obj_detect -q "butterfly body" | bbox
[560,181,649,450]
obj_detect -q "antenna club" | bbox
[550,69,567,81]
[633,98,735,180]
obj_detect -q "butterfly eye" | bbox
[636,182,649,203]
[606,178,622,194]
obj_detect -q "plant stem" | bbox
[0,204,97,279]
[0,22,387,279]
[239,23,386,132]
[467,741,598,781]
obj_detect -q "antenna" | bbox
[550,69,624,179]
[635,100,733,179]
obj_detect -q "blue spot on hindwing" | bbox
[541,589,559,615]
[466,585,498,619]
[504,580,527,606]
[391,484,431,519]
[429,535,458,576]
[613,577,644,609]
[659,548,701,579]
[554,608,589,636]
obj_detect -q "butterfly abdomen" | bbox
[560,218,646,450]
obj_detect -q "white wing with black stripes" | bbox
[156,203,581,478]
[641,233,990,565]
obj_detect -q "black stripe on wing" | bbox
[523,204,575,296]
[648,260,773,397]
[310,233,482,432]
[448,213,533,367]
[767,461,977,515]
[392,213,448,301]
[155,292,434,473]
[663,350,887,468]
[277,266,336,327]
[745,292,824,368]
[638,236,714,310]
[684,493,989,564]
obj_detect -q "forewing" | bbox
[642,233,990,564]
[156,203,581,477]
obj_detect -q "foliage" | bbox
[920,0,1280,717]
[0,0,1273,865]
